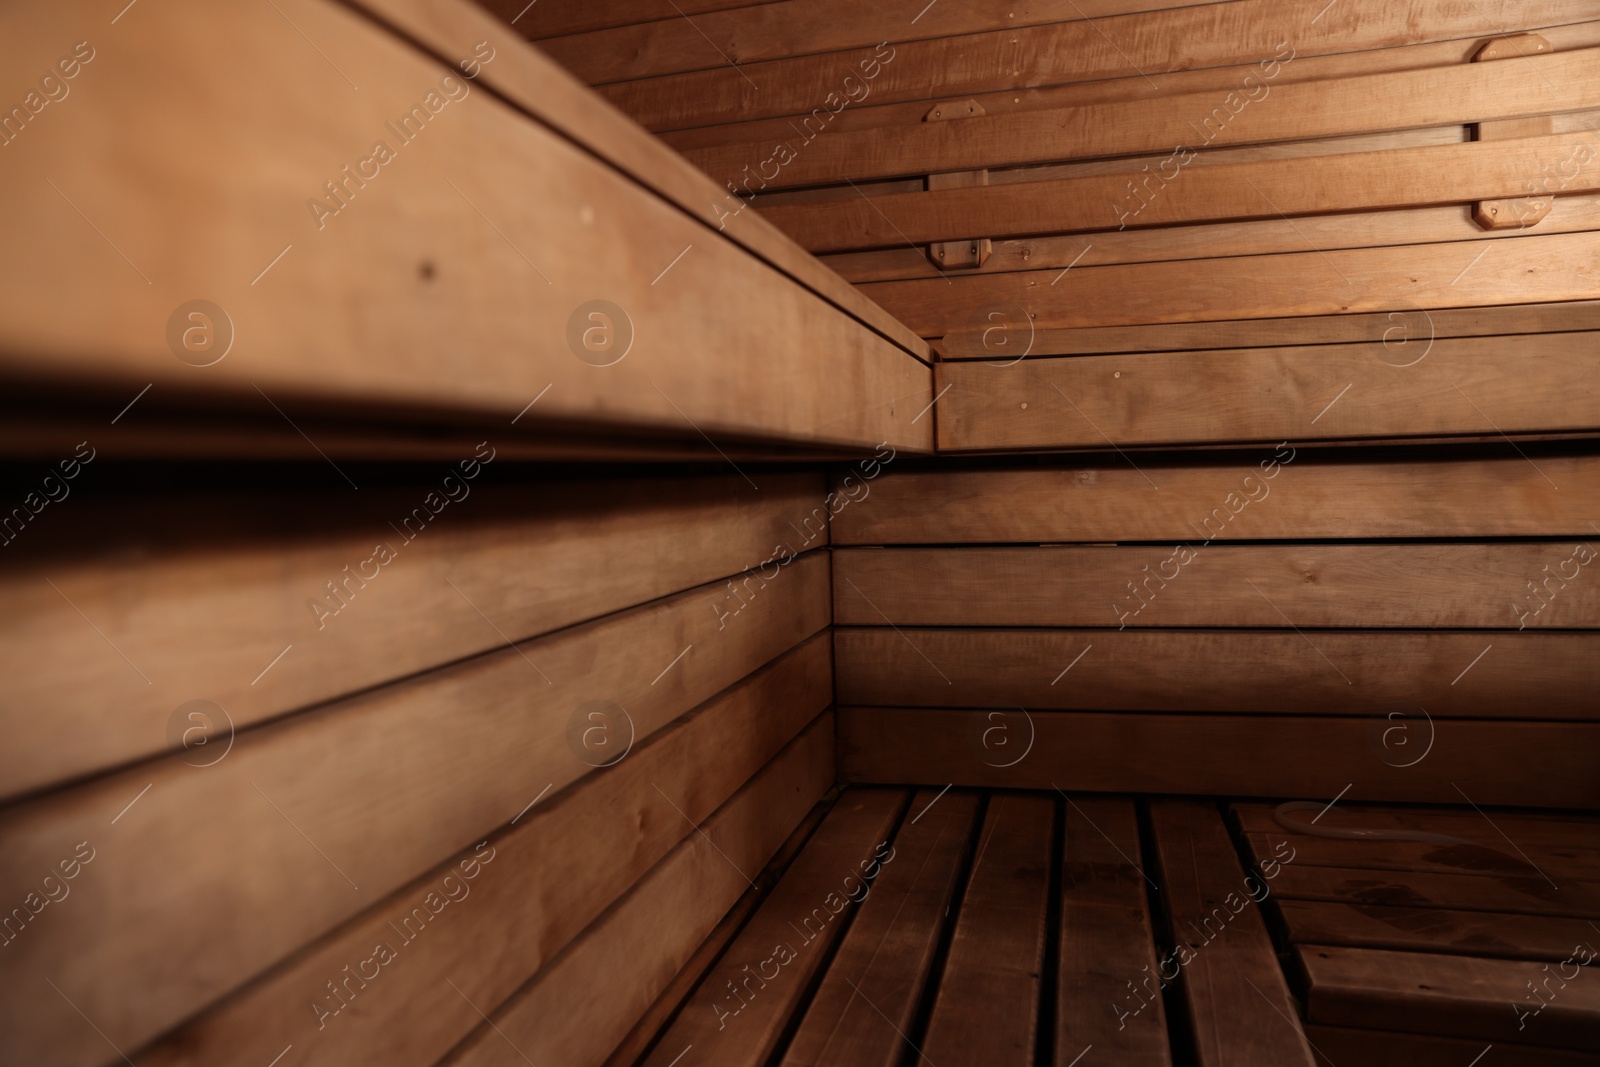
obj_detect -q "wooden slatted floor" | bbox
[623,790,1600,1067]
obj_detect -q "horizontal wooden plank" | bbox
[1150,800,1316,1067]
[1,472,825,800]
[779,787,977,1067]
[838,709,1600,808]
[611,0,1600,131]
[486,0,780,39]
[941,300,1600,359]
[834,629,1600,719]
[922,793,1053,1067]
[832,455,1600,544]
[1279,899,1600,962]
[1244,833,1600,883]
[638,788,908,1066]
[0,575,829,1067]
[862,231,1600,334]
[760,133,1600,251]
[541,0,1220,84]
[138,673,836,1067]
[826,193,1600,285]
[937,331,1600,450]
[439,718,843,1067]
[1265,864,1600,919]
[682,48,1600,189]
[1305,1023,1600,1067]
[834,545,1600,629]
[1301,944,1600,1050]
[1233,802,1600,853]
[358,0,933,363]
[0,1,931,454]
[1057,797,1172,1066]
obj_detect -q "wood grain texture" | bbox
[922,793,1054,1067]
[1232,802,1600,853]
[1243,834,1600,883]
[1056,797,1172,1066]
[779,788,978,1067]
[833,544,1600,629]
[1264,864,1600,919]
[939,300,1600,358]
[837,709,1600,808]
[1300,944,1600,1050]
[482,0,781,39]
[0,1,931,454]
[1305,1024,1600,1066]
[759,133,1600,251]
[539,0,1222,84]
[607,0,1600,131]
[437,720,844,1067]
[1150,800,1316,1067]
[0,577,829,1067]
[1,472,825,800]
[637,788,908,1067]
[682,49,1600,188]
[831,456,1600,544]
[355,0,933,363]
[1278,899,1600,962]
[833,628,1600,719]
[862,231,1600,335]
[139,696,837,1067]
[936,332,1600,450]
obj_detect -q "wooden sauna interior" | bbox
[3,0,1600,1064]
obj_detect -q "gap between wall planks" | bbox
[0,2,931,464]
[0,473,826,801]
[830,454,1600,543]
[833,629,1600,720]
[436,720,846,1067]
[1149,800,1317,1067]
[863,229,1600,334]
[539,0,1228,85]
[836,709,1600,808]
[0,583,830,1067]
[935,331,1600,451]
[1300,944,1600,1050]
[680,47,1600,189]
[777,787,978,1067]
[482,0,782,40]
[604,0,1600,131]
[137,690,837,1067]
[919,793,1054,1067]
[343,0,932,365]
[758,132,1600,251]
[1057,797,1173,1066]
[832,544,1600,629]
[939,300,1600,358]
[637,788,909,1067]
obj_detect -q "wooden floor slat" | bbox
[1056,797,1173,1066]
[922,794,1054,1066]
[779,788,977,1067]
[1279,899,1599,962]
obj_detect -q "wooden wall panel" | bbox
[831,456,1600,544]
[137,694,836,1067]
[835,628,1600,719]
[439,716,843,1067]
[0,568,829,1067]
[602,0,1600,131]
[0,473,826,799]
[838,708,1600,808]
[833,544,1600,629]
